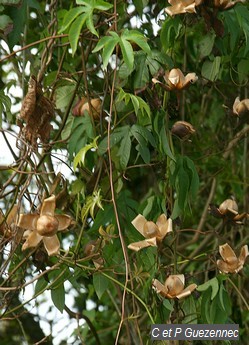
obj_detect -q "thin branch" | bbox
[64,305,101,345]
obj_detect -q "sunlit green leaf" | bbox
[73,136,99,170]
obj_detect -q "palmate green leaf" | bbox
[60,0,113,54]
[102,35,119,69]
[69,12,88,55]
[131,124,156,147]
[120,36,134,71]
[59,7,86,33]
[116,88,150,118]
[122,29,151,55]
[93,272,109,299]
[92,33,119,69]
[51,283,65,313]
[98,125,129,155]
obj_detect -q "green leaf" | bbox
[218,283,231,315]
[130,95,139,115]
[201,56,221,81]
[122,29,151,55]
[73,136,99,170]
[120,36,134,71]
[86,10,98,37]
[182,295,197,324]
[115,88,150,118]
[199,33,215,58]
[133,53,149,90]
[93,33,119,69]
[81,189,103,220]
[163,298,174,312]
[51,283,65,313]
[200,288,212,323]
[160,16,182,53]
[131,124,156,147]
[160,126,175,161]
[118,131,131,169]
[34,276,48,295]
[102,36,119,69]
[177,166,189,211]
[98,126,128,155]
[55,85,76,109]
[69,12,88,55]
[59,7,85,33]
[93,272,109,299]
[184,157,199,198]
[197,277,219,300]
[68,116,94,160]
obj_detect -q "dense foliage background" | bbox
[0,0,249,344]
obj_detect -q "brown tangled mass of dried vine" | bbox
[19,75,54,147]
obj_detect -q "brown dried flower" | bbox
[171,121,195,140]
[165,0,203,16]
[152,274,197,299]
[217,243,248,273]
[72,97,101,119]
[128,214,172,252]
[152,68,198,91]
[209,198,248,224]
[19,75,54,147]
[233,97,249,116]
[18,195,71,256]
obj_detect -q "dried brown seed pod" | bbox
[73,97,101,119]
[233,97,249,116]
[171,121,195,139]
[219,198,238,215]
[36,215,59,237]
